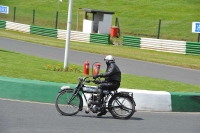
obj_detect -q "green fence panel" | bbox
[90,33,110,44]
[30,25,57,38]
[0,20,6,29]
[186,42,200,55]
[122,36,141,48]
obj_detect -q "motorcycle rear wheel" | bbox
[108,94,135,119]
[55,90,82,116]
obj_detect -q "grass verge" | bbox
[0,49,199,92]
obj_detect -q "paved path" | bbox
[0,99,200,133]
[0,37,200,85]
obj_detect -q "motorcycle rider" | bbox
[92,55,121,116]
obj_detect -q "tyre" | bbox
[55,89,82,116]
[108,94,135,119]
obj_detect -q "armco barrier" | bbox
[140,38,186,54]
[6,21,30,33]
[122,36,141,48]
[0,76,199,112]
[30,25,57,38]
[0,20,6,29]
[1,20,200,56]
[186,42,200,55]
[57,29,90,43]
[90,33,110,44]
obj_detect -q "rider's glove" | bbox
[99,73,103,77]
[94,80,100,84]
[85,80,90,83]
[93,74,99,79]
[93,73,103,79]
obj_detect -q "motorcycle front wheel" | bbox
[55,89,82,116]
[108,94,135,119]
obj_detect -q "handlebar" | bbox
[83,76,102,84]
[85,79,101,84]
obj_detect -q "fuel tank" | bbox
[82,86,98,93]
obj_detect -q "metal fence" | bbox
[0,6,83,30]
[0,6,199,42]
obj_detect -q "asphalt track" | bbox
[0,99,200,133]
[0,37,200,85]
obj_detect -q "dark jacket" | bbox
[102,61,121,82]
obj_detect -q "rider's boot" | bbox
[91,89,102,105]
[97,108,107,116]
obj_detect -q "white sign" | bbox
[0,5,9,14]
[192,22,200,33]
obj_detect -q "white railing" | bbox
[57,29,90,43]
[140,38,186,54]
[6,21,30,33]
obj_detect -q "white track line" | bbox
[0,98,55,106]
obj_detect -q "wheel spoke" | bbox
[69,102,79,108]
[114,97,123,106]
[120,106,132,112]
[112,105,132,112]
[114,97,129,108]
[55,90,81,116]
[109,95,135,119]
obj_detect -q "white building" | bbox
[81,8,115,34]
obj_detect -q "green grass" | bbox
[0,0,200,41]
[0,49,83,84]
[1,49,199,92]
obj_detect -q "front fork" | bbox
[59,88,83,111]
[67,86,81,104]
[68,94,77,104]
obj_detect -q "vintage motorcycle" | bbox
[55,76,136,119]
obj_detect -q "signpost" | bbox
[0,5,9,14]
[64,0,73,69]
[192,22,200,42]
